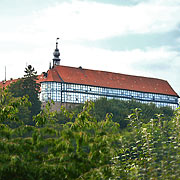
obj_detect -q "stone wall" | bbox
[41,101,80,111]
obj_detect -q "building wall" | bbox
[41,101,79,111]
[40,81,179,109]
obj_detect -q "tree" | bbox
[0,96,121,179]
[55,98,174,129]
[22,65,41,118]
[0,88,180,179]
[9,65,41,124]
[91,98,174,129]
[0,87,30,127]
[111,108,180,179]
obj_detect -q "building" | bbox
[0,40,178,109]
[39,41,179,109]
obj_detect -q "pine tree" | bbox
[9,65,41,124]
[22,65,41,118]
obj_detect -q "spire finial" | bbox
[56,37,59,49]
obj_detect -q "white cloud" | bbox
[144,0,180,6]
[0,41,179,94]
[15,0,180,41]
[61,45,178,75]
[0,0,180,94]
[1,0,180,44]
[60,44,180,94]
[0,42,176,79]
[176,37,180,43]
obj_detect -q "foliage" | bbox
[8,65,41,124]
[0,88,30,126]
[69,98,174,129]
[0,88,180,179]
[0,89,121,179]
[111,107,180,179]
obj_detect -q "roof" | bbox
[0,79,18,89]
[40,65,179,97]
[0,75,44,89]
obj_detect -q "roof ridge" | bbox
[58,65,167,82]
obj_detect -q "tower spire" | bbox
[56,37,59,48]
[52,37,61,67]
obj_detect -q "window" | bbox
[52,83,56,90]
[57,83,61,90]
[83,95,87,102]
[48,83,51,89]
[75,95,79,101]
[67,84,71,90]
[67,94,72,101]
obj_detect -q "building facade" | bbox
[39,42,179,109]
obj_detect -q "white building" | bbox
[39,41,179,109]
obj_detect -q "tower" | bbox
[52,38,61,67]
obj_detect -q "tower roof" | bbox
[52,38,60,66]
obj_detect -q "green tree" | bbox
[0,87,30,126]
[0,93,121,179]
[56,97,174,129]
[0,87,180,179]
[22,65,41,118]
[91,98,174,129]
[8,79,31,126]
[111,108,180,179]
[9,65,41,124]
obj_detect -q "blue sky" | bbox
[0,0,180,95]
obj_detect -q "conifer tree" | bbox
[9,65,41,124]
[22,65,41,118]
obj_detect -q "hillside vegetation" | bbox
[63,97,173,129]
[0,86,180,179]
[1,65,178,179]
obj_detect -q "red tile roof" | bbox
[41,65,179,97]
[0,75,44,89]
[0,79,18,89]
[1,65,178,97]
